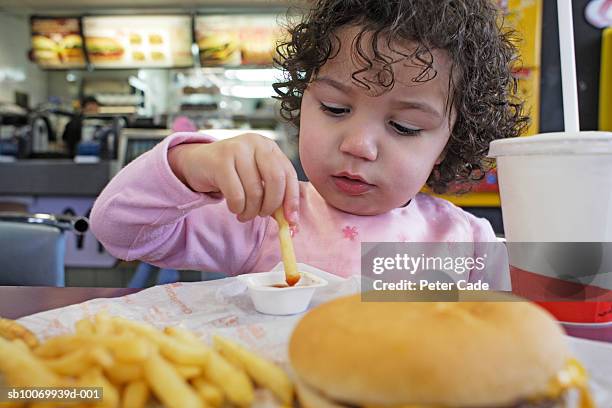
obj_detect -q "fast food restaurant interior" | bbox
[0,0,606,287]
[0,0,612,406]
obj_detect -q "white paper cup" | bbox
[489,132,612,242]
[489,132,612,325]
[237,263,329,315]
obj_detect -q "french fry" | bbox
[104,362,143,384]
[90,346,114,368]
[42,348,88,376]
[2,313,297,408]
[95,334,151,363]
[175,364,203,379]
[143,350,201,408]
[75,317,95,335]
[35,332,150,363]
[122,380,149,408]
[43,347,108,376]
[33,335,84,358]
[79,368,119,408]
[164,326,201,345]
[0,336,60,387]
[205,350,254,408]
[273,208,300,286]
[95,312,115,335]
[0,318,38,348]
[153,326,256,407]
[214,335,294,405]
[191,377,223,408]
[158,337,210,366]
[111,318,210,365]
[10,338,30,352]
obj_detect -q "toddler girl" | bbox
[91,0,527,288]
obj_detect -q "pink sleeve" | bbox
[90,132,270,276]
[465,213,511,291]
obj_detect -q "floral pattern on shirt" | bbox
[342,226,359,241]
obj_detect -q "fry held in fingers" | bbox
[273,208,301,286]
[169,133,299,225]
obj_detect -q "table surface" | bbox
[0,286,140,319]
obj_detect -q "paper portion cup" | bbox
[237,263,329,315]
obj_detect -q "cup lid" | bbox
[488,131,612,157]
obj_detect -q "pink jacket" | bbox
[90,132,509,289]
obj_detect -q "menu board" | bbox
[82,16,193,69]
[30,17,87,69]
[195,15,284,67]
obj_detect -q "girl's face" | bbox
[299,27,455,215]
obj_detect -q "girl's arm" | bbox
[90,132,270,276]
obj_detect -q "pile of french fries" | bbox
[0,314,294,408]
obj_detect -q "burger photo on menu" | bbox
[31,34,60,65]
[82,16,193,68]
[197,32,241,66]
[59,34,84,64]
[30,18,86,68]
[85,37,125,62]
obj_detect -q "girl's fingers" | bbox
[256,147,286,218]
[215,158,246,215]
[283,165,300,225]
[235,154,264,222]
[214,134,299,224]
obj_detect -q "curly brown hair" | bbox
[273,0,529,194]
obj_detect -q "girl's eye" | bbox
[390,121,422,136]
[320,103,350,116]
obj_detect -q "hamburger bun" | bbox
[33,49,60,65]
[289,293,573,407]
[59,34,84,64]
[32,35,60,64]
[60,34,83,50]
[32,35,56,51]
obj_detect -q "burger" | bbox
[31,35,60,65]
[289,293,594,408]
[86,37,124,62]
[197,32,241,66]
[59,34,85,64]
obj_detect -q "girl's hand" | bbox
[168,133,299,225]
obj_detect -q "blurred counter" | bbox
[0,160,112,196]
[0,287,139,319]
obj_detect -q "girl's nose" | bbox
[338,123,379,161]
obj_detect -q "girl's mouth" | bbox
[331,175,375,195]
